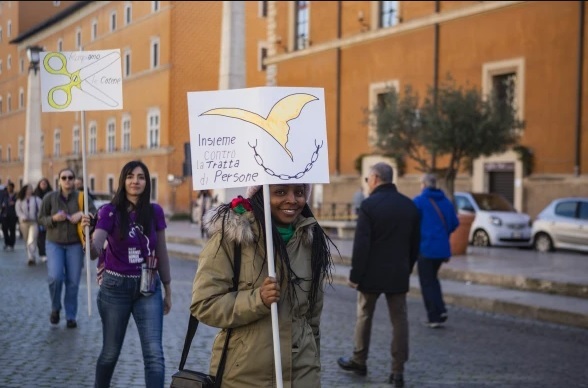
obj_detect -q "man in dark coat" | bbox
[337,162,420,388]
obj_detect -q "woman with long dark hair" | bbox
[191,184,334,387]
[81,160,171,388]
[33,178,53,262]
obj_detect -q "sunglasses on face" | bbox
[60,176,74,181]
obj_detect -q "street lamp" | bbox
[23,45,44,185]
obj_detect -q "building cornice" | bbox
[265,0,526,65]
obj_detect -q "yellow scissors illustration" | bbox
[43,52,121,110]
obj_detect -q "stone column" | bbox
[218,0,245,90]
[23,64,43,186]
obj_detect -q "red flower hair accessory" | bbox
[230,196,252,214]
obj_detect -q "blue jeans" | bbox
[417,257,447,323]
[95,271,164,388]
[46,241,84,320]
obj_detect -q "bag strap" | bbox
[178,243,242,388]
[428,197,448,233]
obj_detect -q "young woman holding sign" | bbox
[81,160,172,388]
[191,183,334,387]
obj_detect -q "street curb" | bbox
[167,236,588,299]
[169,247,588,330]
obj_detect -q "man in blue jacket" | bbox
[337,162,420,388]
[413,174,459,328]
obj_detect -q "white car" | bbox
[454,191,532,247]
[91,192,112,209]
[532,197,588,253]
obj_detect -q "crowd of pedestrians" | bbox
[1,160,460,387]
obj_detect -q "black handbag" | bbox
[170,244,241,388]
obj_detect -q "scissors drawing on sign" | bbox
[43,51,121,110]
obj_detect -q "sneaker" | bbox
[440,312,448,323]
[66,320,77,329]
[388,373,405,387]
[337,356,367,376]
[426,321,444,329]
[50,310,60,325]
[40,256,47,263]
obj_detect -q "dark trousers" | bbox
[37,229,47,256]
[352,291,408,374]
[2,216,17,247]
[417,257,447,323]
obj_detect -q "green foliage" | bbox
[372,75,524,200]
[513,145,534,176]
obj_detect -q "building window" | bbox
[7,93,11,112]
[19,57,24,73]
[110,11,117,32]
[7,54,11,70]
[73,125,80,154]
[125,3,132,25]
[40,134,44,155]
[53,1,61,6]
[53,129,61,157]
[18,136,23,161]
[258,42,268,71]
[89,176,95,191]
[147,109,160,148]
[0,27,3,42]
[76,28,82,49]
[482,58,525,123]
[19,88,24,109]
[379,1,399,28]
[0,97,2,114]
[152,1,160,12]
[107,119,116,152]
[368,80,399,145]
[150,176,157,201]
[259,1,268,17]
[122,115,131,151]
[492,73,517,110]
[294,1,309,51]
[91,19,97,41]
[124,50,131,77]
[108,176,114,194]
[7,145,11,162]
[89,122,97,154]
[151,38,160,69]
[7,20,11,38]
[0,59,3,73]
[57,38,63,51]
[0,146,2,162]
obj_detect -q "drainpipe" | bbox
[335,1,343,175]
[432,0,440,171]
[574,0,585,176]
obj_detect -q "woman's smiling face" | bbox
[269,184,307,227]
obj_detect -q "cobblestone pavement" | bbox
[1,242,587,387]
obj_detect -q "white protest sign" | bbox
[187,87,329,190]
[40,50,123,112]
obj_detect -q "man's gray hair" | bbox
[370,162,393,183]
[422,173,437,189]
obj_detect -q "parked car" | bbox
[531,197,588,253]
[91,192,112,209]
[454,191,532,247]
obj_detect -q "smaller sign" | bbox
[40,50,123,112]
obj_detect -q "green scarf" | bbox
[276,224,294,243]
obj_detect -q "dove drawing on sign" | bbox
[200,93,318,161]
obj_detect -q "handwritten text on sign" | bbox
[187,87,329,190]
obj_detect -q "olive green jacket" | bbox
[191,208,323,388]
[38,189,96,244]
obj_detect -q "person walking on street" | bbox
[337,162,420,388]
[33,178,53,263]
[413,174,459,328]
[81,160,172,388]
[1,182,18,252]
[191,183,334,387]
[38,168,96,329]
[15,184,43,266]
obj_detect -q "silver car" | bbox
[532,197,588,253]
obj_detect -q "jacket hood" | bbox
[203,204,315,246]
[422,187,447,200]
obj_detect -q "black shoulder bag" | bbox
[170,243,242,388]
